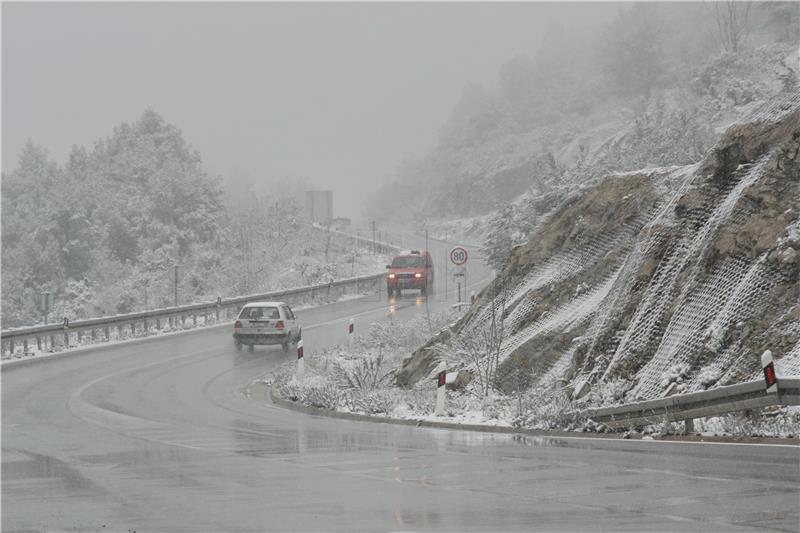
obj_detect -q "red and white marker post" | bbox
[762,350,778,394]
[348,317,354,347]
[297,339,305,377]
[435,370,446,416]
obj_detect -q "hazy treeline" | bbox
[365,2,799,224]
[1,111,365,327]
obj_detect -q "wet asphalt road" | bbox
[3,239,799,532]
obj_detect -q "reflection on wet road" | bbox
[3,238,799,531]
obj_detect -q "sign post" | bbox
[39,291,52,325]
[450,247,469,308]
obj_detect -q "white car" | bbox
[233,301,301,352]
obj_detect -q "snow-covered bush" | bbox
[302,383,342,410]
[361,311,457,353]
[400,386,437,416]
[512,387,578,430]
[334,352,394,391]
[660,364,691,390]
[344,390,401,415]
[696,367,723,389]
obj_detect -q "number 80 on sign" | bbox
[450,247,468,266]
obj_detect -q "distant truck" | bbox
[386,250,434,297]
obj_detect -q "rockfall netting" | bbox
[442,91,800,404]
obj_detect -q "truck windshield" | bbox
[392,257,425,268]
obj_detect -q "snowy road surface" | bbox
[3,239,799,532]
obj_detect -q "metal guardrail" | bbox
[582,377,800,429]
[310,223,403,255]
[1,272,385,359]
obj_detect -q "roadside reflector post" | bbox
[762,350,778,394]
[435,370,446,416]
[297,340,305,377]
[348,317,354,347]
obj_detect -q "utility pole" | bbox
[173,265,179,307]
[444,231,448,302]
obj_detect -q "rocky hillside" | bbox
[398,92,800,406]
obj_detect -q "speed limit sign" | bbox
[450,247,468,266]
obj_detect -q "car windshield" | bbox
[241,306,279,320]
[392,256,425,268]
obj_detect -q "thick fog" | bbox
[2,2,621,219]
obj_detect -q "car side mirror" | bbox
[386,265,391,268]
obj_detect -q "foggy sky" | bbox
[2,2,620,221]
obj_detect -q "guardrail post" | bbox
[684,418,694,434]
[23,338,29,355]
[193,313,197,326]
[76,330,82,344]
[9,339,15,355]
[49,334,55,349]
[104,326,110,341]
[118,324,123,338]
[156,318,161,331]
[36,336,42,351]
[181,315,186,327]
[130,322,136,336]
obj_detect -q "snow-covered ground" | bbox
[266,309,800,439]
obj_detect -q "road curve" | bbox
[3,242,799,532]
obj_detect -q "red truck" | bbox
[386,250,434,297]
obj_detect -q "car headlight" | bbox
[388,273,395,279]
[414,273,422,278]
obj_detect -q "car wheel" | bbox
[235,340,242,351]
[387,287,393,298]
[421,284,427,296]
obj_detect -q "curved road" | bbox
[3,240,799,532]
